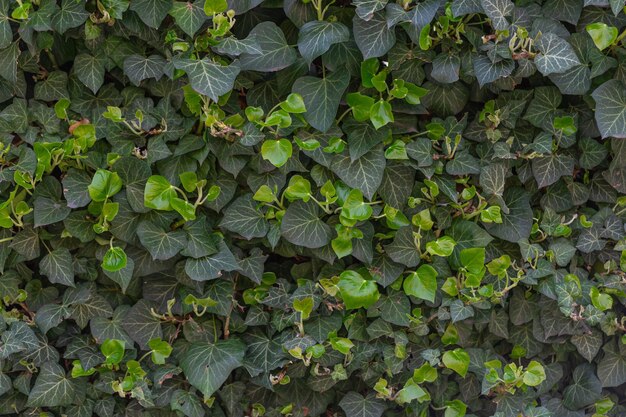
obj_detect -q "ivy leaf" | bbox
[431,54,460,84]
[532,153,575,188]
[219,195,269,240]
[353,12,396,59]
[337,270,380,309]
[0,42,18,84]
[281,200,332,249]
[123,55,166,86]
[173,58,240,102]
[597,342,626,387]
[403,264,438,303]
[261,139,292,167]
[40,248,75,287]
[184,240,240,281]
[136,221,188,261]
[27,362,81,407]
[180,339,246,398]
[332,147,385,201]
[473,55,514,87]
[562,364,602,409]
[339,392,386,417]
[353,0,388,20]
[293,71,350,132]
[298,21,350,63]
[35,304,70,334]
[52,0,89,33]
[535,33,581,76]
[485,188,533,243]
[442,348,470,377]
[122,300,163,349]
[169,1,206,37]
[74,54,105,94]
[592,79,626,139]
[480,0,513,30]
[239,22,296,72]
[129,0,172,28]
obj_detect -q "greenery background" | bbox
[0,0,625,416]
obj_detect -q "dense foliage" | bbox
[1,0,626,416]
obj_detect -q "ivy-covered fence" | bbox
[0,0,625,416]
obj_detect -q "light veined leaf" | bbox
[431,54,460,84]
[239,22,297,72]
[292,71,350,132]
[412,0,444,28]
[129,0,172,28]
[480,0,513,30]
[184,240,240,281]
[74,54,105,94]
[173,58,240,101]
[353,11,396,59]
[281,200,333,249]
[597,342,626,387]
[353,0,388,20]
[485,188,533,242]
[298,21,350,63]
[123,55,167,86]
[332,147,385,201]
[339,392,386,417]
[40,248,75,287]
[169,1,206,37]
[180,339,246,398]
[27,362,81,407]
[592,79,626,139]
[219,194,269,240]
[535,33,581,76]
[532,153,575,188]
[136,221,187,261]
[562,364,602,409]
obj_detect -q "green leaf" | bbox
[144,175,176,210]
[281,200,332,249]
[102,247,127,272]
[337,270,380,310]
[40,248,75,287]
[370,100,394,129]
[35,304,69,334]
[180,339,246,398]
[88,169,123,202]
[403,264,438,303]
[204,0,228,14]
[592,79,626,139]
[425,236,456,257]
[52,0,89,33]
[293,71,350,132]
[101,339,125,365]
[586,23,618,50]
[523,361,546,386]
[148,338,172,365]
[535,33,581,76]
[353,0,388,20]
[442,348,470,377]
[174,58,240,102]
[27,362,81,407]
[261,139,292,167]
